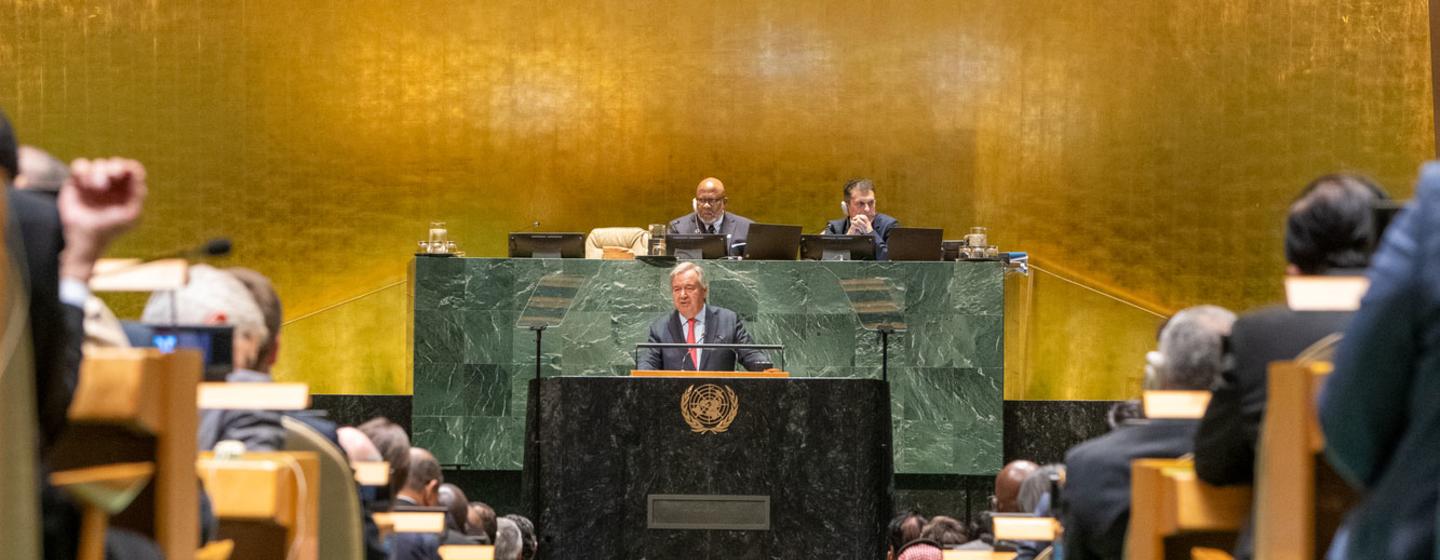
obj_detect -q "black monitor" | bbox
[887,228,945,261]
[124,322,235,381]
[801,234,877,261]
[1373,199,1406,243]
[742,224,803,260]
[665,233,728,260]
[509,233,585,258]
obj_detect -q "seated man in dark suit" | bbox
[638,262,771,371]
[1063,305,1236,560]
[391,447,444,560]
[667,177,754,256]
[823,178,900,260]
[1191,174,1387,558]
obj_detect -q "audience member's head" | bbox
[1145,305,1237,391]
[466,501,497,544]
[226,267,283,372]
[502,514,537,560]
[356,417,411,499]
[1018,464,1066,514]
[887,511,928,557]
[993,460,1039,513]
[15,145,69,195]
[1284,173,1389,275]
[437,483,469,533]
[0,108,17,185]
[920,515,970,546]
[896,542,944,560]
[140,264,270,371]
[494,517,523,560]
[402,447,443,506]
[335,426,382,463]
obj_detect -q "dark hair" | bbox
[843,178,875,201]
[921,515,970,546]
[887,511,927,552]
[0,108,17,183]
[357,417,411,498]
[1284,174,1388,274]
[467,501,498,543]
[437,483,469,532]
[405,447,443,493]
[503,514,538,560]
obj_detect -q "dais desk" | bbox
[411,258,1004,475]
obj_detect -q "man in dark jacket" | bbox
[1192,174,1386,558]
[638,262,772,371]
[823,178,900,260]
[1064,306,1236,560]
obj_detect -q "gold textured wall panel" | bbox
[1,1,1431,398]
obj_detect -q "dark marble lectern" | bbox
[523,376,893,560]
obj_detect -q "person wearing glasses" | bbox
[638,262,772,372]
[667,177,754,257]
[823,178,901,260]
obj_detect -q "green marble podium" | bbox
[410,257,1004,474]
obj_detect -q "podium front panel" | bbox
[523,376,892,559]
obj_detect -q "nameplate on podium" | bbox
[629,370,790,378]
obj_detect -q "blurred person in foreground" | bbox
[1320,163,1440,560]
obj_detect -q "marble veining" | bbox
[413,258,1004,474]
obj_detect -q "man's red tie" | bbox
[686,318,699,370]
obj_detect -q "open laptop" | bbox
[886,228,945,261]
[742,224,802,260]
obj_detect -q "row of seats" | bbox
[1125,358,1344,560]
[49,348,499,560]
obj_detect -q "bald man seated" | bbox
[667,177,755,257]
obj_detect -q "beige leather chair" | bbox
[585,227,650,259]
[283,416,365,560]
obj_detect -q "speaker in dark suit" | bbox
[823,178,900,260]
[666,177,754,257]
[637,262,771,371]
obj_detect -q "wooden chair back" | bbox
[197,450,321,560]
[1254,359,1358,560]
[1126,458,1251,560]
[52,348,201,560]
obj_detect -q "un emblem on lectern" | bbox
[680,384,739,434]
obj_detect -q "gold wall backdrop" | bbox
[1,1,1431,398]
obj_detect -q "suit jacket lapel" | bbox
[665,311,692,369]
[699,307,720,370]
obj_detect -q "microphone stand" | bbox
[530,325,546,380]
[878,324,895,383]
[527,324,545,522]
